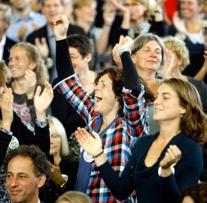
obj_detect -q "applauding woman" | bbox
[53,15,148,202]
[76,77,206,203]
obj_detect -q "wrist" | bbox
[93,150,104,159]
[119,47,131,56]
[158,166,175,177]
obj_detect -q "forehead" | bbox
[157,83,176,94]
[10,46,26,55]
[7,156,35,174]
[142,40,162,49]
[98,73,112,83]
[69,47,81,55]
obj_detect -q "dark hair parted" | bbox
[132,33,165,65]
[162,78,206,144]
[67,34,93,57]
[5,145,50,179]
[94,66,124,115]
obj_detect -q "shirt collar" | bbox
[0,35,6,48]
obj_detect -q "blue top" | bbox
[98,132,203,203]
[6,11,46,42]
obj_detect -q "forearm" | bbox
[56,39,74,81]
[121,51,141,94]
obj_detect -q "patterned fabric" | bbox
[55,74,148,203]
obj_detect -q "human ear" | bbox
[37,174,46,188]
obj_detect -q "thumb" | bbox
[91,131,100,140]
[35,86,41,97]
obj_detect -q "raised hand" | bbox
[159,145,181,169]
[49,162,67,187]
[75,127,103,157]
[35,37,49,60]
[112,35,134,68]
[34,81,53,120]
[52,15,69,41]
[24,70,37,99]
[0,86,13,130]
[162,48,177,79]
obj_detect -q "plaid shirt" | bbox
[54,74,148,203]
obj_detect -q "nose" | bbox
[7,177,19,187]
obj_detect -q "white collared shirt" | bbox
[0,35,6,60]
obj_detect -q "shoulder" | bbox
[174,133,202,156]
[26,25,48,41]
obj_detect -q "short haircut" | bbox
[5,145,50,179]
[67,34,93,57]
[163,36,190,70]
[132,33,165,65]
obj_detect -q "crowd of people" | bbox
[0,0,207,202]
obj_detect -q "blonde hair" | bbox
[48,116,69,156]
[0,60,10,86]
[10,42,49,86]
[163,36,190,70]
[55,191,92,203]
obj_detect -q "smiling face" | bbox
[42,0,64,24]
[153,83,186,122]
[8,46,35,79]
[180,0,201,19]
[134,40,162,72]
[74,1,97,25]
[94,73,119,116]
[69,47,91,76]
[6,156,45,203]
[124,0,147,22]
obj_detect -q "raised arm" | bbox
[113,36,142,94]
[53,15,74,82]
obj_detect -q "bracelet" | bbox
[93,150,104,159]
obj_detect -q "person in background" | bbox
[5,145,50,203]
[162,36,207,114]
[40,116,79,203]
[0,60,53,202]
[0,4,16,63]
[26,0,84,82]
[6,0,46,42]
[182,182,207,203]
[55,191,92,203]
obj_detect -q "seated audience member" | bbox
[182,182,207,203]
[40,116,79,203]
[5,145,50,203]
[53,15,148,202]
[76,78,206,203]
[55,191,92,203]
